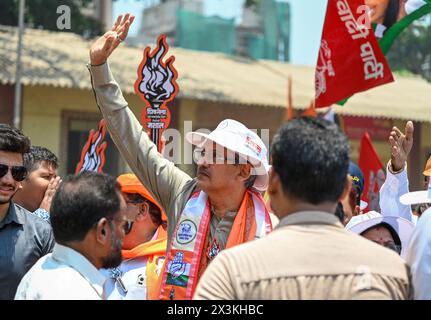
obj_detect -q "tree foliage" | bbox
[0,0,103,37]
[387,20,431,81]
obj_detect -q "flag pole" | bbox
[13,0,25,129]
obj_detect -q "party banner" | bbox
[337,0,431,105]
[315,0,394,108]
[135,35,179,152]
[75,119,107,174]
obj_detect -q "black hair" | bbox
[23,146,59,172]
[50,171,122,244]
[383,0,401,30]
[271,117,350,204]
[126,193,163,226]
[335,202,345,223]
[0,123,31,154]
[362,222,402,247]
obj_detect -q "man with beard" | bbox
[0,124,55,300]
[15,172,128,300]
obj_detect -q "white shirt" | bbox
[406,208,431,299]
[15,244,106,300]
[379,161,417,224]
[101,256,150,300]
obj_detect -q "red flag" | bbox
[315,0,394,108]
[358,132,385,212]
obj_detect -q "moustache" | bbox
[0,183,15,190]
[197,167,210,177]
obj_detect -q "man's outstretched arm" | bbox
[88,14,192,216]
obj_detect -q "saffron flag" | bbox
[358,132,385,212]
[315,0,394,108]
[75,119,108,174]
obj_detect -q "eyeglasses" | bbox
[106,217,134,235]
[0,164,28,182]
[123,220,134,235]
[193,148,241,165]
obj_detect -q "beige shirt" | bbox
[88,63,277,250]
[194,211,412,300]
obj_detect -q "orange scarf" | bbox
[121,225,167,300]
[159,189,272,300]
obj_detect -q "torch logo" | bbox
[75,119,108,174]
[134,34,179,152]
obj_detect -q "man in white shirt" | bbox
[15,171,129,300]
[379,121,417,223]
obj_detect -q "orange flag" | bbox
[301,101,317,118]
[285,76,294,122]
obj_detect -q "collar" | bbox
[275,211,343,230]
[51,244,106,298]
[0,202,26,228]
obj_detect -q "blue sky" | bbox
[113,0,328,66]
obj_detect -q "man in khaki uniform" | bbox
[88,14,275,300]
[194,117,412,300]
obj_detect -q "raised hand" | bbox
[39,176,62,212]
[389,121,414,172]
[89,13,135,66]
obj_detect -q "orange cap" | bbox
[117,174,167,222]
[424,156,431,177]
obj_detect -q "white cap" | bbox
[186,119,269,191]
[400,190,431,206]
[346,211,415,258]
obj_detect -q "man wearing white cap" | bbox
[194,117,411,300]
[87,14,273,300]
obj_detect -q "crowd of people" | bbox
[1,14,431,300]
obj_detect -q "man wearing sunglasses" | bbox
[15,171,128,300]
[101,174,167,300]
[0,124,55,300]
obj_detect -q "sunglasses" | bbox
[124,220,134,235]
[0,164,28,182]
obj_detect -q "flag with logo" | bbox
[315,0,394,108]
[358,132,385,212]
[337,0,431,105]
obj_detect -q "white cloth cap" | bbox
[186,119,269,191]
[345,211,415,259]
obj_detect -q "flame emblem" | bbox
[134,34,179,152]
[75,119,108,174]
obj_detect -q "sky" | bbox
[113,0,328,66]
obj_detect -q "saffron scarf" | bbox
[121,225,167,300]
[159,189,272,300]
